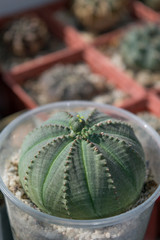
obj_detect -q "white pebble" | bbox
[105,232,111,238]
[15,191,22,199]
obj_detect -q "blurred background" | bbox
[0,0,55,16]
[0,0,160,239]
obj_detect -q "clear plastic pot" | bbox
[0,101,160,240]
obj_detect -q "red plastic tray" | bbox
[132,1,160,22]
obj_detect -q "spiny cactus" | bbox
[3,16,49,57]
[140,0,160,10]
[19,108,145,220]
[71,0,130,32]
[120,23,160,71]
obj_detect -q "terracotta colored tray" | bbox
[132,1,160,22]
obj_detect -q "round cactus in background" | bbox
[71,0,130,32]
[3,16,49,57]
[120,23,160,71]
[24,63,108,104]
[19,108,146,220]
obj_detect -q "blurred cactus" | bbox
[140,0,160,10]
[19,108,145,220]
[71,0,130,32]
[31,63,107,103]
[3,16,49,57]
[120,23,160,71]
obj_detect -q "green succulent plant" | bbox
[140,0,160,10]
[71,0,130,32]
[120,23,160,71]
[19,108,146,220]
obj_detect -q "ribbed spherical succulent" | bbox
[120,23,160,71]
[71,0,130,32]
[19,108,146,220]
[3,16,49,57]
[140,0,160,10]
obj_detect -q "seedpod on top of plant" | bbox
[0,101,160,240]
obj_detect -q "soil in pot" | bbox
[22,63,129,106]
[0,15,66,70]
